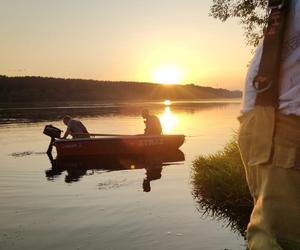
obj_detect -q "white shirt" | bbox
[242,0,300,116]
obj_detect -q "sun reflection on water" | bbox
[159,107,177,134]
[164,99,172,106]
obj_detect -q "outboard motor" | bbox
[43,125,62,139]
[43,125,62,155]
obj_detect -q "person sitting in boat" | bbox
[62,115,90,139]
[142,109,162,135]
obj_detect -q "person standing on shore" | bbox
[238,0,300,249]
[62,115,90,139]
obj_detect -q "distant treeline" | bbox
[0,75,241,105]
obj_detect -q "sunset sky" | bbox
[0,0,253,90]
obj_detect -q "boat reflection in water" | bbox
[46,150,184,192]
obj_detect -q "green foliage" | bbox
[210,0,268,46]
[191,136,253,237]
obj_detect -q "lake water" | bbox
[0,100,247,250]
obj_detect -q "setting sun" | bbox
[152,66,184,84]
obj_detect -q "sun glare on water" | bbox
[164,99,171,106]
[153,66,184,84]
[159,107,177,134]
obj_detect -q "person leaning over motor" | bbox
[62,115,90,139]
[238,0,300,249]
[141,109,162,135]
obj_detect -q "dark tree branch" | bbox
[210,0,268,46]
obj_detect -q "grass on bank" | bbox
[191,136,253,236]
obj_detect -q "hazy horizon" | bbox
[0,0,252,90]
[0,74,245,92]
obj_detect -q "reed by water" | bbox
[191,136,253,237]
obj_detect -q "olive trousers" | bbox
[238,106,300,250]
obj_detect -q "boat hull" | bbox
[54,135,185,157]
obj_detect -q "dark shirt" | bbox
[144,115,162,135]
[67,119,89,138]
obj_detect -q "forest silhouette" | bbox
[0,75,241,106]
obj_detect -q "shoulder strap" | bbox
[253,0,290,107]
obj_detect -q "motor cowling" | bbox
[43,125,62,138]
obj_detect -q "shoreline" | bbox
[0,98,242,109]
